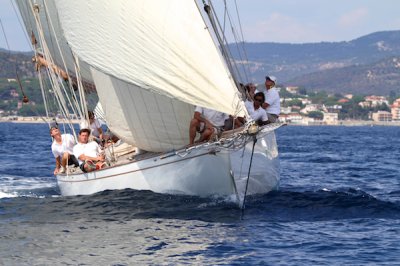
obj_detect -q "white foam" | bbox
[0,174,57,198]
[0,191,18,199]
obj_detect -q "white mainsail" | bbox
[54,0,245,115]
[52,0,247,151]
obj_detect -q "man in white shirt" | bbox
[262,76,280,123]
[50,126,79,175]
[73,128,106,173]
[245,92,269,126]
[88,111,104,141]
[189,106,229,145]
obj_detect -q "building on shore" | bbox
[323,112,339,125]
[391,98,400,121]
[372,111,392,122]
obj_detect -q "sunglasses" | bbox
[254,98,263,103]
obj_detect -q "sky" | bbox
[1,0,400,51]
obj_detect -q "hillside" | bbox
[0,50,35,79]
[287,57,400,95]
[231,30,400,94]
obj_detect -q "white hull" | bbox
[57,129,281,201]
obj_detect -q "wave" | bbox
[0,191,18,199]
[243,187,400,221]
[0,174,58,199]
[2,188,398,224]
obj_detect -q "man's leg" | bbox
[198,127,213,142]
[189,118,200,145]
[61,152,69,169]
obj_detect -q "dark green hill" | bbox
[0,50,35,79]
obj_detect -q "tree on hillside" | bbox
[307,111,324,120]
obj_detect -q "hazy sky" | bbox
[1,0,400,51]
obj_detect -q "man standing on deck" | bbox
[50,126,79,175]
[262,76,280,123]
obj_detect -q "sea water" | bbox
[0,123,399,265]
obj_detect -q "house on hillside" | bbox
[286,86,299,94]
[344,94,353,99]
[364,95,389,107]
[325,105,342,113]
[300,104,324,114]
[10,89,19,98]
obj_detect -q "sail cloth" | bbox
[91,69,193,151]
[47,0,248,151]
[54,0,246,116]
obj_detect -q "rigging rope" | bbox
[241,135,257,213]
[0,18,30,104]
[28,0,92,138]
[208,1,251,82]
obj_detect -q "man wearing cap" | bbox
[262,76,280,123]
[50,126,79,175]
[73,128,106,173]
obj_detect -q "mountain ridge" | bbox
[232,30,400,95]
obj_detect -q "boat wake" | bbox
[0,174,58,199]
[2,186,399,225]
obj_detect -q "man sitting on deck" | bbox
[189,106,229,145]
[73,128,106,173]
[50,126,79,175]
[245,92,269,126]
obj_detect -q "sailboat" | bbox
[14,0,283,206]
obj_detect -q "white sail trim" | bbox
[54,0,246,116]
[92,69,193,152]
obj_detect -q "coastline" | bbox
[1,116,400,127]
[288,120,400,127]
[0,116,80,124]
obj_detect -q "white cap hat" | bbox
[265,76,277,83]
[79,120,89,129]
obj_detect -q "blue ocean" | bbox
[0,122,399,265]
